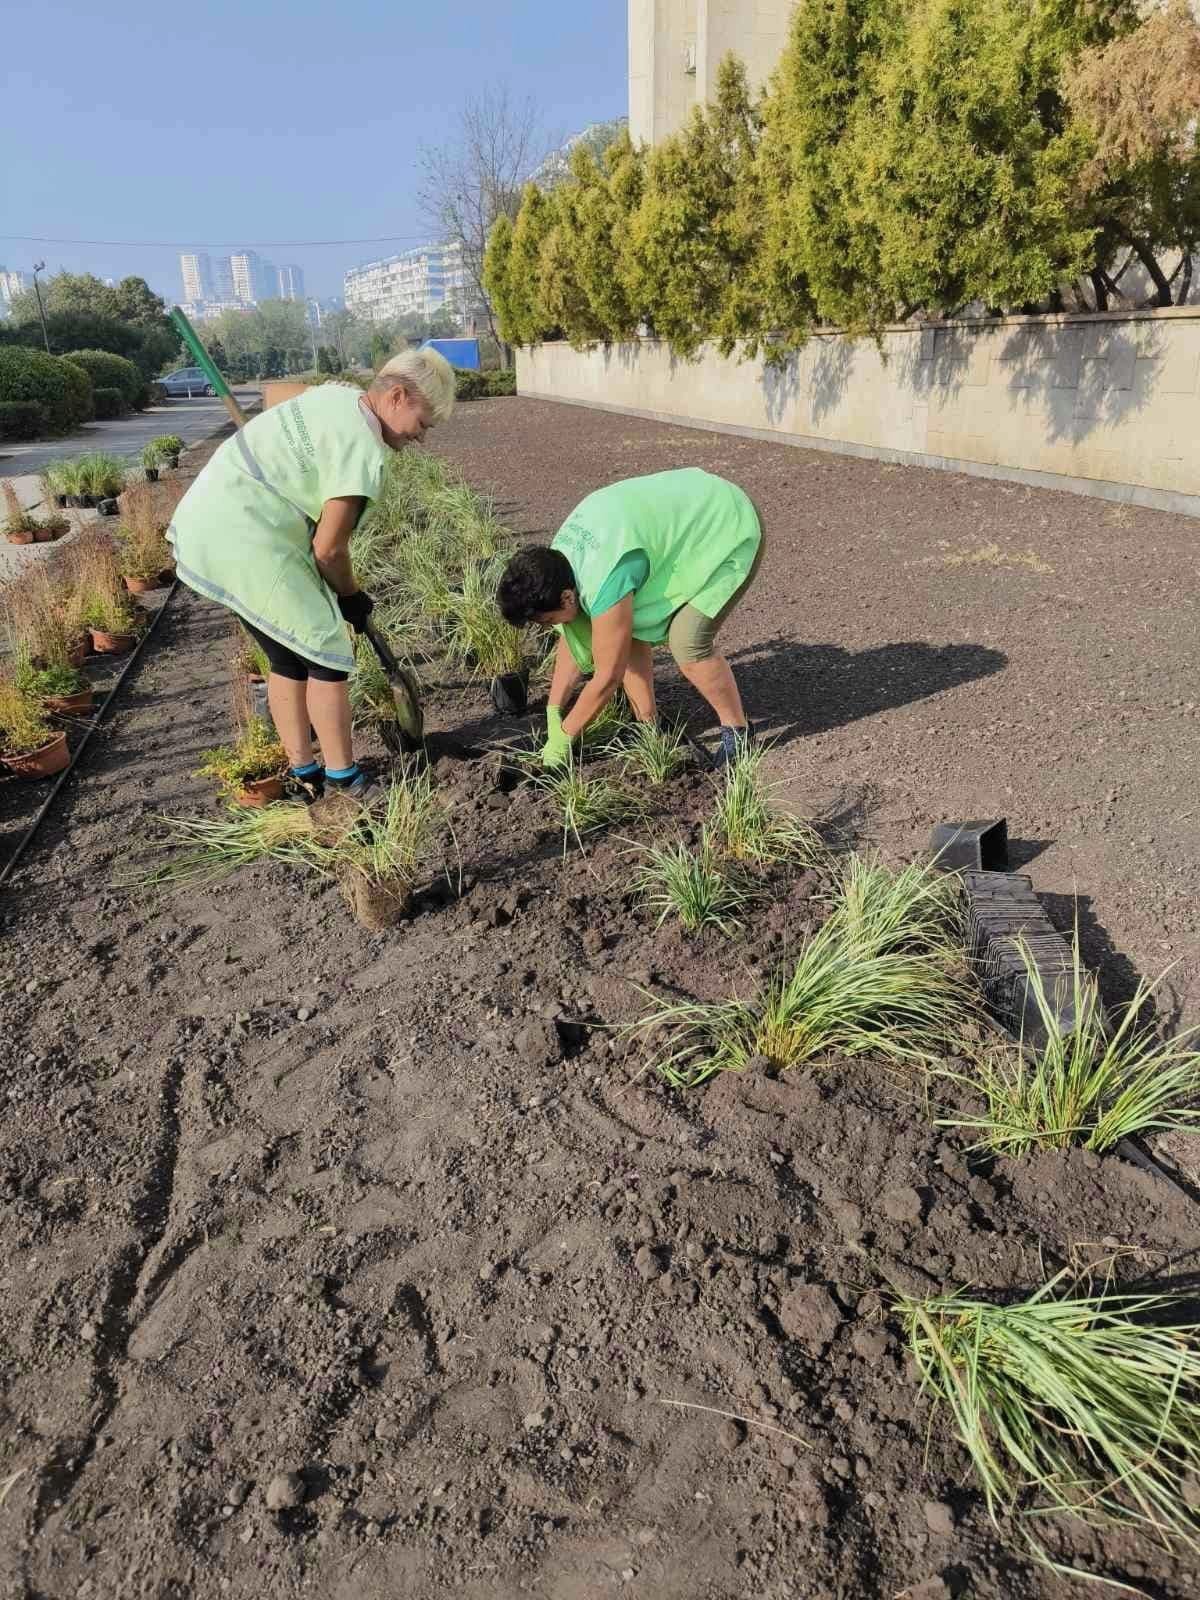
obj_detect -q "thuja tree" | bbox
[835,0,1099,322]
[1064,0,1200,307]
[541,135,645,347]
[483,183,558,347]
[624,55,764,358]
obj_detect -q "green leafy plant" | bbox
[2,479,42,537]
[941,937,1200,1156]
[16,660,87,699]
[614,718,689,783]
[80,589,140,635]
[444,557,528,677]
[141,440,162,469]
[899,1270,1200,1546]
[712,744,824,866]
[630,828,749,934]
[197,715,286,797]
[0,676,57,757]
[153,434,184,459]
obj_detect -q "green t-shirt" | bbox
[588,550,650,619]
[552,469,761,674]
[169,384,388,671]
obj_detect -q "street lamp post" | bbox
[31,261,51,354]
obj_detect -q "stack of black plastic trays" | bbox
[961,870,1080,1048]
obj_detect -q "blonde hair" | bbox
[373,347,456,424]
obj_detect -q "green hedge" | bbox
[58,360,95,429]
[0,400,46,440]
[0,346,93,434]
[92,386,127,420]
[454,367,516,401]
[63,348,143,409]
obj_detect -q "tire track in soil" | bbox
[28,1026,191,1536]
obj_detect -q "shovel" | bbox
[363,620,424,753]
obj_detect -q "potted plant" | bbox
[2,479,41,545]
[15,655,94,716]
[41,461,72,508]
[81,589,142,653]
[0,678,70,780]
[33,511,70,543]
[198,715,287,807]
[116,518,174,593]
[154,434,185,469]
[76,451,128,507]
[141,441,161,483]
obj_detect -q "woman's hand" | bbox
[541,705,573,768]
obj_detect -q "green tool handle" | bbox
[170,307,248,428]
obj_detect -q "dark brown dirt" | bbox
[2,397,1200,1600]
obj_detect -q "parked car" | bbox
[159,366,215,398]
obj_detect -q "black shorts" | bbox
[242,621,349,683]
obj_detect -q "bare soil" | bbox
[2,397,1200,1600]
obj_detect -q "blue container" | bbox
[422,337,481,371]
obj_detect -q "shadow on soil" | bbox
[726,637,1007,747]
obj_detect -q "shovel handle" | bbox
[363,620,401,676]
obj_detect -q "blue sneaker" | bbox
[712,722,756,770]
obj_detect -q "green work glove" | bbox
[542,706,572,769]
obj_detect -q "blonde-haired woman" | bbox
[169,349,455,799]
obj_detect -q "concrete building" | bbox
[277,264,305,301]
[230,250,279,304]
[344,242,468,325]
[0,268,29,316]
[628,0,795,146]
[180,252,213,303]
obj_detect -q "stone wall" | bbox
[517,309,1200,516]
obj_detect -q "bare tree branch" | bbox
[418,87,556,350]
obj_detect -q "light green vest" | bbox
[168,385,388,670]
[552,469,761,673]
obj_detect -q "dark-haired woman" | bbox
[497,468,763,767]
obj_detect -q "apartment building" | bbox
[0,267,29,316]
[276,264,305,301]
[344,241,468,324]
[628,0,795,146]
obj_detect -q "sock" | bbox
[325,763,361,785]
[291,760,322,778]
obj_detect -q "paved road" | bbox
[0,389,259,476]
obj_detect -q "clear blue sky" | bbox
[2,0,627,301]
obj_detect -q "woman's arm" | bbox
[312,495,367,596]
[547,634,583,711]
[561,597,633,740]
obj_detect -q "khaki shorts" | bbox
[666,513,765,667]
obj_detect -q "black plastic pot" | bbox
[55,494,68,508]
[165,455,180,469]
[68,495,86,508]
[145,467,159,483]
[490,671,529,715]
[97,498,119,518]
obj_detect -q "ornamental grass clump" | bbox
[942,935,1200,1156]
[75,451,127,499]
[444,557,529,677]
[898,1270,1200,1547]
[534,758,642,851]
[3,561,80,667]
[614,719,689,784]
[140,805,317,888]
[712,744,824,867]
[631,854,976,1087]
[630,829,749,935]
[115,483,173,582]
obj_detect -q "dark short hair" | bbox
[497,546,576,625]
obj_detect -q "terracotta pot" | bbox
[44,687,95,716]
[234,775,284,807]
[34,521,67,543]
[123,573,162,594]
[5,528,34,546]
[89,627,136,655]
[2,731,70,780]
[67,637,89,667]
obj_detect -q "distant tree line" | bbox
[484,0,1200,359]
